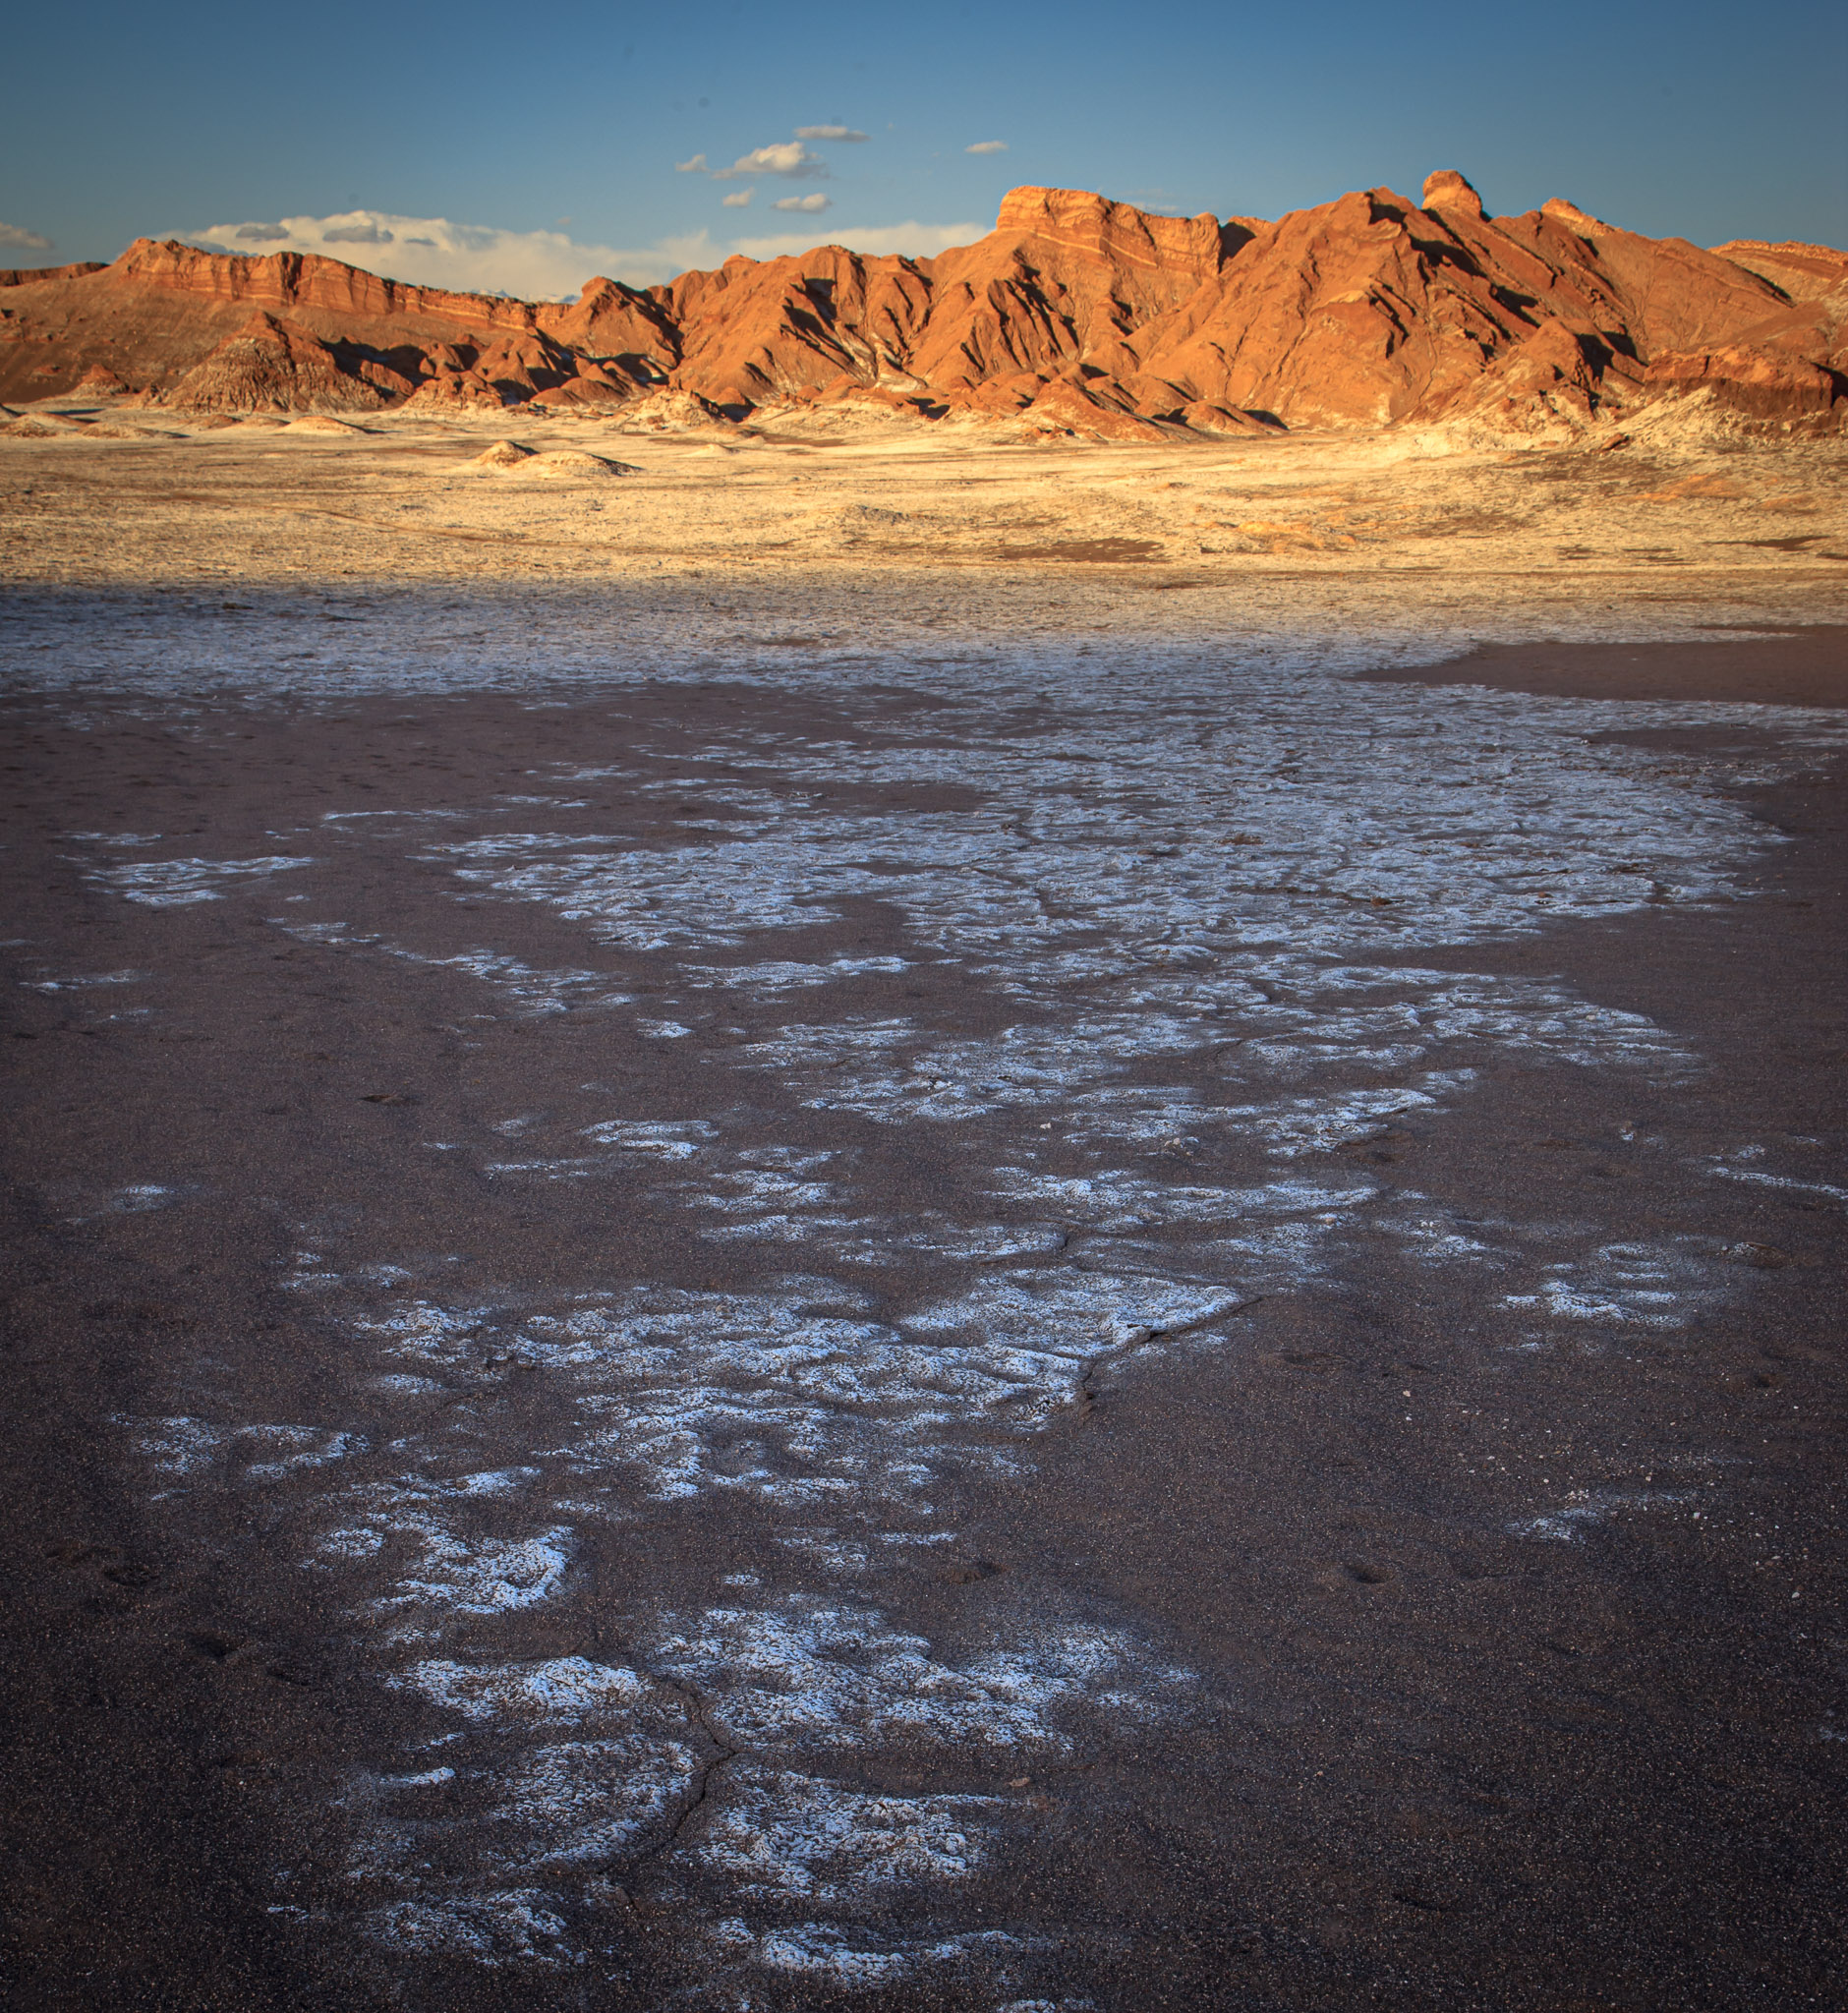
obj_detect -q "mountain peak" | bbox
[1421,170,1486,219]
[1,177,1838,435]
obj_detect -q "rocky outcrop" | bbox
[1642,342,1841,418]
[1712,240,1848,299]
[162,312,396,413]
[1420,169,1488,219]
[2,181,1841,433]
[1640,274,1848,419]
[613,388,731,431]
[1,261,107,288]
[398,331,590,412]
[109,238,548,337]
[1134,183,1809,429]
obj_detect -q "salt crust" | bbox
[93,630,1848,1987]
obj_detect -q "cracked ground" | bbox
[2,585,1845,2011]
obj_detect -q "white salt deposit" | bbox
[79,612,1838,1989]
[92,854,315,904]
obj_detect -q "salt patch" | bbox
[272,922,631,1016]
[79,619,1845,1986]
[23,968,148,991]
[694,1766,1002,1899]
[1503,1242,1718,1330]
[490,1735,701,1865]
[238,1423,366,1480]
[312,1514,573,1632]
[118,1413,220,1475]
[397,1654,661,1723]
[92,854,314,904]
[364,1889,572,1964]
[1707,1153,1848,1206]
[578,1117,717,1157]
[1510,1486,1697,1542]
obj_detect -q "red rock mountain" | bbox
[2,175,1841,433]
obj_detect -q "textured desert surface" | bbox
[4,288,1848,2011]
[4,402,1846,647]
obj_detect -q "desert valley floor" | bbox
[2,407,1846,2010]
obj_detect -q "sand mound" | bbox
[610,389,729,433]
[282,415,365,434]
[0,416,62,437]
[81,422,179,439]
[182,413,285,431]
[470,441,638,479]
[521,449,640,479]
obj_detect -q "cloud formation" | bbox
[187,209,718,296]
[715,142,826,181]
[726,219,985,261]
[0,221,55,251]
[720,189,754,208]
[795,125,868,142]
[674,153,708,173]
[184,207,987,294]
[965,141,1009,154]
[773,193,832,213]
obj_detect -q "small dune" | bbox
[469,441,639,479]
[83,422,181,439]
[522,449,640,480]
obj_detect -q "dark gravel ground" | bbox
[2,630,1844,2012]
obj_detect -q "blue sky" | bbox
[3,0,1843,294]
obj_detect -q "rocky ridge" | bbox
[1,174,1841,437]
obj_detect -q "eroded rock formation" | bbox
[1,176,1840,434]
[166,312,405,413]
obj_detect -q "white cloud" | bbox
[185,209,719,297]
[773,194,832,213]
[965,141,1009,155]
[179,205,992,295]
[0,220,55,251]
[675,153,708,173]
[715,142,826,181]
[721,189,755,208]
[795,125,869,143]
[725,219,986,261]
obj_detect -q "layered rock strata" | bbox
[1,174,1840,434]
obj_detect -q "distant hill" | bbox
[3,175,1842,436]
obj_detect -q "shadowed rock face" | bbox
[165,311,406,414]
[1,177,1841,432]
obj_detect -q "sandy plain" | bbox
[2,408,1846,2013]
[2,397,1845,635]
